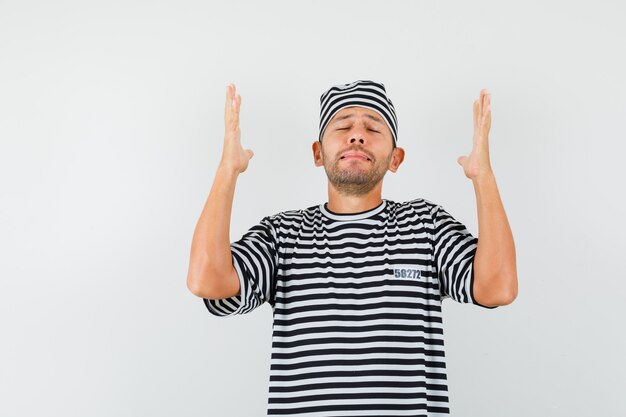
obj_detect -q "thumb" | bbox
[457,156,466,166]
[246,149,254,159]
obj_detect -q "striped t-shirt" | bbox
[203,197,498,416]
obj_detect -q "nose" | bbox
[347,124,367,145]
[349,136,365,144]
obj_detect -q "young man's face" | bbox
[312,106,404,196]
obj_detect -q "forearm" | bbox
[472,172,518,304]
[187,165,239,294]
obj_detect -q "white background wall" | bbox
[1,1,625,416]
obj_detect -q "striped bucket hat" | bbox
[318,79,398,145]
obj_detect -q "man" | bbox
[187,79,518,416]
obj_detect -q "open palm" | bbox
[457,89,493,180]
[220,83,254,174]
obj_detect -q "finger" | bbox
[484,99,491,125]
[232,93,240,129]
[473,99,479,128]
[226,84,235,107]
[482,90,489,115]
[485,94,491,114]
[225,83,234,121]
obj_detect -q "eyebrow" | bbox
[330,113,384,125]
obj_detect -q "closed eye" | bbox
[337,128,380,133]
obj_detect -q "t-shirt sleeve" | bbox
[202,215,279,317]
[431,204,498,309]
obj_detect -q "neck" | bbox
[326,183,383,214]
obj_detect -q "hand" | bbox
[220,83,254,174]
[457,89,493,180]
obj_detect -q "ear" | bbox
[388,147,405,173]
[312,140,324,167]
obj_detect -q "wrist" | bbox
[216,164,240,178]
[472,170,496,186]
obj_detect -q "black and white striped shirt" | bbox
[203,197,498,416]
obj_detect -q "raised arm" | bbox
[186,83,255,299]
[457,89,518,306]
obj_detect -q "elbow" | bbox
[187,254,217,298]
[502,269,519,305]
[187,272,212,298]
[188,272,228,299]
[502,281,518,305]
[497,289,517,306]
[187,275,205,298]
[473,249,518,306]
[494,273,519,306]
[474,271,518,307]
[187,258,237,299]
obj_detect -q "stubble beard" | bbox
[322,148,392,197]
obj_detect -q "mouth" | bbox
[340,152,371,161]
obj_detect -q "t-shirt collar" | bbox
[320,199,387,221]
